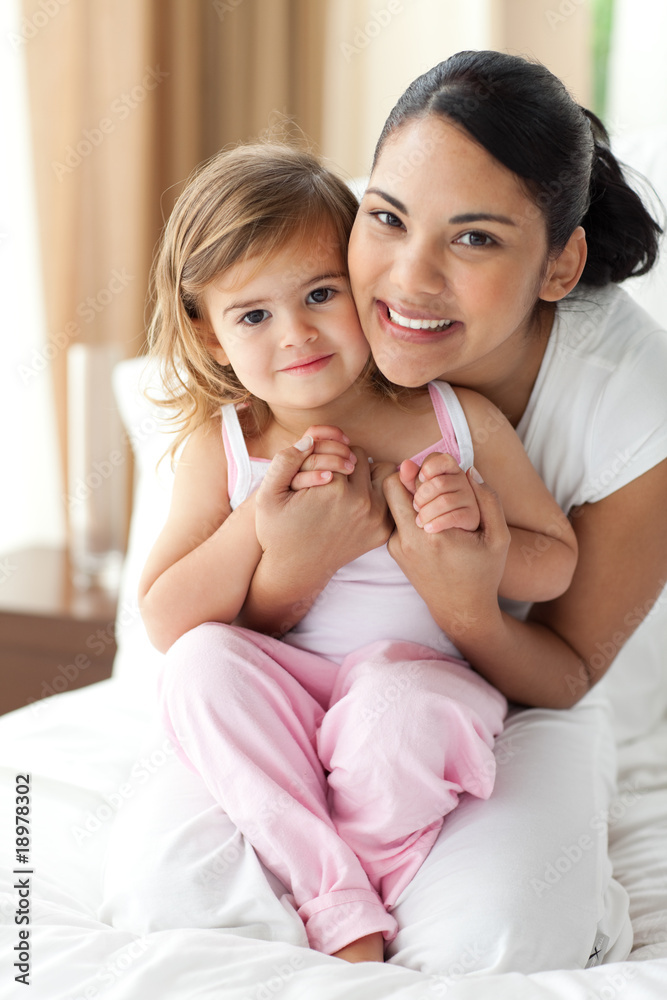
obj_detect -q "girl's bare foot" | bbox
[332,932,384,963]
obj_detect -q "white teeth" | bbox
[388,306,453,331]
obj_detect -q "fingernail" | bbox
[418,471,426,482]
[344,461,355,472]
[320,471,332,481]
[342,434,350,444]
[415,514,423,527]
[294,435,314,452]
[469,466,484,484]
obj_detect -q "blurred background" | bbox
[1,0,665,568]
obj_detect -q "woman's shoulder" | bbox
[555,284,666,364]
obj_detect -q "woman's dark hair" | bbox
[374,50,662,287]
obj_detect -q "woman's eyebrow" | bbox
[449,212,516,226]
[365,188,408,214]
[365,191,516,228]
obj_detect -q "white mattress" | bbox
[0,678,665,999]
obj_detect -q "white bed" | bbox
[2,134,667,999]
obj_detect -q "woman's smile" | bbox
[348,115,556,396]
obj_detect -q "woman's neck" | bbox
[443,302,556,427]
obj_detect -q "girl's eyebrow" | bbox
[223,271,347,315]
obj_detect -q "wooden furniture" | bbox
[0,547,117,715]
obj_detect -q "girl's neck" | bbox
[249,382,398,456]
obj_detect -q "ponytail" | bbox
[580,109,663,286]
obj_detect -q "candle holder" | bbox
[66,343,127,591]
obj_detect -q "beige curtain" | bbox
[22,0,326,545]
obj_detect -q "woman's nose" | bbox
[390,244,446,298]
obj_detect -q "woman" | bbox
[102,51,667,976]
[247,51,667,974]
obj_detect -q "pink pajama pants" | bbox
[158,622,507,956]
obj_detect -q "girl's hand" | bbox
[256,437,394,567]
[399,452,481,533]
[383,465,510,640]
[289,425,358,491]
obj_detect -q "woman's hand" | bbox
[240,437,395,636]
[384,455,510,640]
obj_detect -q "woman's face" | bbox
[348,115,559,389]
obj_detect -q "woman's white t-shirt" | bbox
[510,283,667,742]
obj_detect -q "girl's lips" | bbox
[377,301,462,343]
[279,353,334,375]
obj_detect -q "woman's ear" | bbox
[539,226,588,302]
[192,317,229,366]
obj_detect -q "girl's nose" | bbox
[280,315,318,348]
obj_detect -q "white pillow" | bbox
[111,358,178,689]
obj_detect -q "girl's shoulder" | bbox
[174,413,227,484]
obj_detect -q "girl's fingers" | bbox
[290,470,335,490]
[398,459,420,496]
[418,451,462,481]
[303,424,351,445]
[309,439,357,461]
[413,470,471,508]
[296,452,357,476]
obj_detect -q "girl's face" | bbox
[199,229,370,417]
[348,115,564,389]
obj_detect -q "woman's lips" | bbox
[279,353,333,375]
[377,301,461,342]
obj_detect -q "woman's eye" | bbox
[456,231,494,247]
[241,309,270,326]
[307,287,335,305]
[372,210,403,229]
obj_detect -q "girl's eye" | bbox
[307,287,336,305]
[456,231,495,247]
[241,309,270,326]
[371,210,403,229]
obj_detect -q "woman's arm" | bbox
[410,388,578,602]
[384,457,667,708]
[138,418,261,652]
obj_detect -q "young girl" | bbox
[138,142,578,963]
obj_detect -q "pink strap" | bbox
[222,419,237,501]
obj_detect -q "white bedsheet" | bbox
[1,678,665,999]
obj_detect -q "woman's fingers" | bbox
[466,467,511,550]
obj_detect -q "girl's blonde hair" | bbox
[147,141,408,456]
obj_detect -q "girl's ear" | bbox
[539,226,588,302]
[192,317,229,366]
